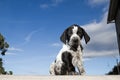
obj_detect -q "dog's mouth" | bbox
[70,44,78,51]
[69,38,80,51]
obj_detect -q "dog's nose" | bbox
[73,38,79,43]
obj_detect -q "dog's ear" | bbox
[82,28,90,44]
[60,28,68,44]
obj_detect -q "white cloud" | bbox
[51,43,62,47]
[5,52,17,55]
[40,4,49,9]
[84,12,115,44]
[83,58,91,61]
[83,49,119,58]
[82,12,119,58]
[51,0,63,6]
[3,47,24,55]
[25,30,38,42]
[88,0,109,6]
[8,47,23,52]
[40,0,63,9]
[18,30,40,46]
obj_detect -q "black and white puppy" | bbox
[49,24,90,75]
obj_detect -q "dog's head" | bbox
[60,24,90,51]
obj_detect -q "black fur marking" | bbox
[60,26,73,44]
[60,24,90,44]
[61,51,75,74]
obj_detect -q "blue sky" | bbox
[0,0,119,75]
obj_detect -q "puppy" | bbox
[50,24,90,75]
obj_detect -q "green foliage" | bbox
[107,62,120,75]
[0,58,13,75]
[0,58,5,74]
[0,33,9,55]
[9,71,13,75]
[0,33,13,75]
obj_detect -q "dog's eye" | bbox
[68,31,72,36]
[77,31,82,35]
[77,31,83,39]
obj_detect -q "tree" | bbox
[107,62,120,75]
[9,71,13,75]
[0,33,9,55]
[0,58,13,75]
[0,58,6,74]
[0,33,13,75]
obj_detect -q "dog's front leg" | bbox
[49,62,55,75]
[77,61,85,75]
[72,55,85,75]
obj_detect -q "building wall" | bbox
[115,5,120,55]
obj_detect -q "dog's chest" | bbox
[70,49,82,58]
[56,44,82,62]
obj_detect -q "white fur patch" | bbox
[73,26,78,34]
[69,26,80,47]
[56,44,70,61]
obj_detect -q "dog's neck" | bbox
[70,46,78,51]
[66,43,83,52]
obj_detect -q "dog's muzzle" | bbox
[69,36,80,51]
[70,36,80,45]
[72,37,79,44]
